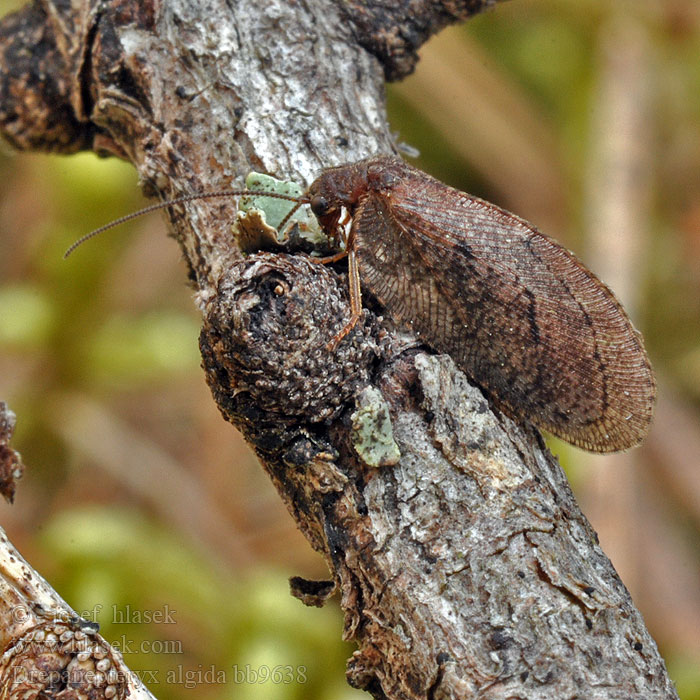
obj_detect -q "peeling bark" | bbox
[0,1,679,698]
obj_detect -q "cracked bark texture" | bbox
[0,1,678,699]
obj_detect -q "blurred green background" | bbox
[1,0,700,698]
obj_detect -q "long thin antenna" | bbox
[276,200,304,234]
[63,189,308,259]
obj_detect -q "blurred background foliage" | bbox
[1,0,699,698]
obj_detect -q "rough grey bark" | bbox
[0,1,679,699]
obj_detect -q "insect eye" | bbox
[310,195,331,217]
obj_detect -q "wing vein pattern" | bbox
[352,169,655,452]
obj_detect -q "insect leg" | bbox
[310,250,348,265]
[327,248,363,350]
[309,211,354,264]
[303,212,363,348]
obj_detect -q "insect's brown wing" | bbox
[352,173,655,453]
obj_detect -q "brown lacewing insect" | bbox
[65,154,656,453]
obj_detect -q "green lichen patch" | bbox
[234,172,328,255]
[234,207,281,253]
[351,387,401,468]
[240,172,308,231]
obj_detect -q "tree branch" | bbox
[0,402,156,699]
[0,1,679,698]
